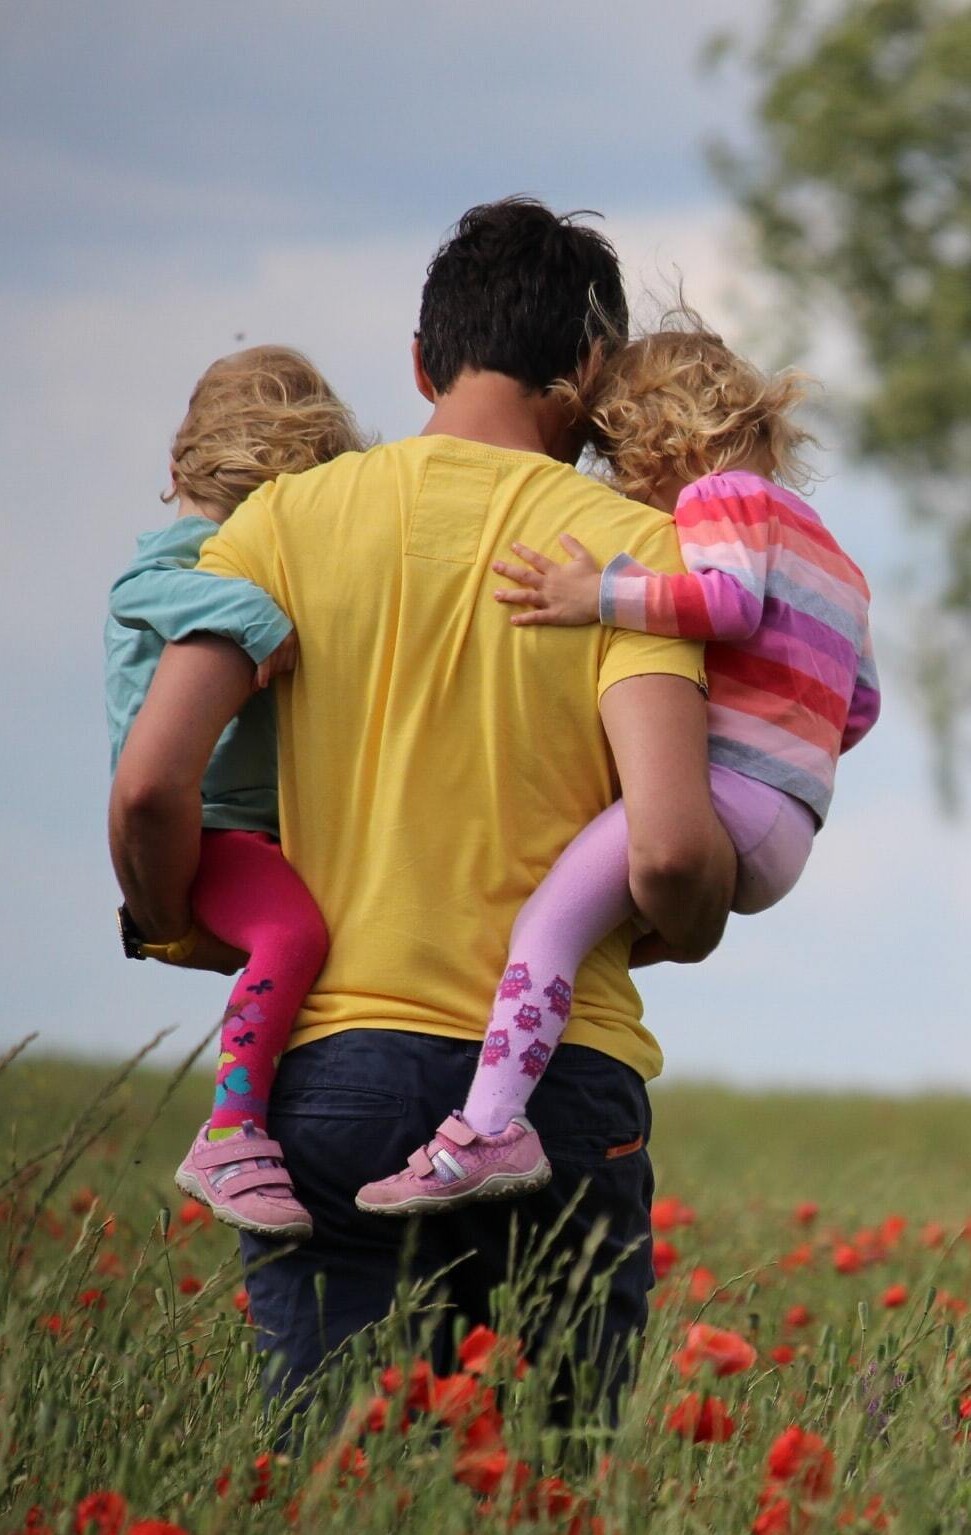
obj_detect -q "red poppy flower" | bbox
[652,1195,696,1232]
[673,1323,757,1379]
[178,1274,203,1296]
[794,1202,819,1225]
[232,1288,250,1314]
[430,1371,482,1425]
[878,1215,907,1247]
[780,1244,814,1272]
[688,1266,720,1302]
[833,1243,863,1274]
[753,1491,792,1534]
[380,1359,433,1413]
[881,1283,908,1309]
[70,1188,97,1216]
[766,1426,834,1500]
[95,1252,126,1279]
[453,1443,529,1497]
[652,1239,679,1279]
[785,1304,813,1328]
[78,1288,106,1311]
[178,1199,213,1228]
[13,1507,53,1535]
[920,1221,946,1248]
[37,1314,63,1336]
[74,1491,127,1535]
[457,1324,527,1379]
[837,1494,890,1531]
[666,1392,735,1443]
[936,1290,968,1318]
[770,1345,796,1365]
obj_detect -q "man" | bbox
[110,198,735,1407]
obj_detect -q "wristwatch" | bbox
[116,904,200,964]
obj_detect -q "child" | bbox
[356,321,880,1216]
[107,346,365,1238]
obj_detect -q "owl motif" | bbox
[498,961,532,1001]
[514,1004,543,1033]
[543,975,573,1021]
[481,1028,511,1066]
[519,1040,551,1080]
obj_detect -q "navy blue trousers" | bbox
[241,1031,655,1413]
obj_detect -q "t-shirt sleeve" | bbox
[196,483,290,616]
[596,513,707,703]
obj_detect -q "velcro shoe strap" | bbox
[219,1167,293,1197]
[195,1137,284,1169]
[408,1146,435,1178]
[438,1114,476,1147]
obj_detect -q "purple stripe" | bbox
[750,621,856,698]
[758,598,859,670]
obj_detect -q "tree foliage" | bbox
[711,0,971,773]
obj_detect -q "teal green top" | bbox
[104,515,293,836]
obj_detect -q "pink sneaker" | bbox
[355,1113,551,1216]
[175,1120,312,1239]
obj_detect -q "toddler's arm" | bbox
[109,560,293,670]
[494,477,771,643]
[841,629,881,752]
[601,478,770,642]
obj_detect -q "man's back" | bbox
[199,434,703,1080]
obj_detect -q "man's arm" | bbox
[109,636,254,955]
[600,674,735,963]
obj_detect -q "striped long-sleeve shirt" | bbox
[599,470,880,824]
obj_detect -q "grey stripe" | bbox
[600,552,641,625]
[708,736,829,824]
[765,570,867,648]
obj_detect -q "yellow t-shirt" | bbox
[198,435,705,1081]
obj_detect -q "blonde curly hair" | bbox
[164,345,368,517]
[561,315,817,503]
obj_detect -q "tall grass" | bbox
[0,1042,968,1533]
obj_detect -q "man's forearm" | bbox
[109,781,201,941]
[630,834,735,962]
[107,635,255,940]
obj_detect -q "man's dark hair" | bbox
[417,197,628,394]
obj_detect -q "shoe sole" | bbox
[354,1156,553,1217]
[174,1168,312,1240]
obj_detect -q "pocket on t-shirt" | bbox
[406,457,497,565]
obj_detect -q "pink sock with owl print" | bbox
[190,830,329,1140]
[461,800,635,1135]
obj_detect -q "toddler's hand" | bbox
[493,535,601,627]
[253,631,298,691]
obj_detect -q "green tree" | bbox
[710,0,971,792]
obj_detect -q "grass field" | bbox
[1,1040,968,1534]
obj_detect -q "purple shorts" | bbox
[709,763,816,916]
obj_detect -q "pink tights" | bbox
[462,768,814,1134]
[192,830,329,1137]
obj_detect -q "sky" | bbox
[0,1,965,1091]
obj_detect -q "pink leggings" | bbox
[462,768,815,1133]
[192,830,329,1134]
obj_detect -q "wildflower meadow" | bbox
[1,1034,968,1534]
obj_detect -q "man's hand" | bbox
[253,631,298,692]
[493,535,601,627]
[154,926,247,975]
[629,932,710,969]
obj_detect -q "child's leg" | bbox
[462,801,635,1135]
[709,765,816,916]
[191,831,329,1137]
